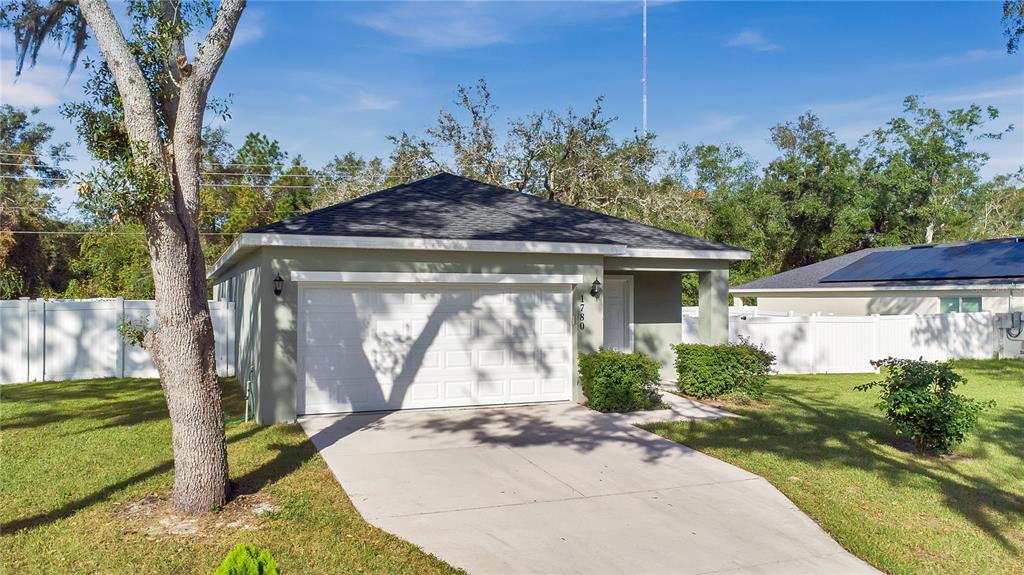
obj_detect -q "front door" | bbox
[602,276,633,352]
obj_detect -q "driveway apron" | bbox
[300,399,879,575]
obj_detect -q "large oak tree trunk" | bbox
[74,0,247,514]
[146,209,227,512]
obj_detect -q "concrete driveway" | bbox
[300,398,879,575]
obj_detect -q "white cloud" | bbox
[726,30,782,53]
[351,1,643,50]
[929,49,1005,67]
[696,113,747,134]
[929,84,1024,105]
[355,2,508,49]
[231,9,265,47]
[0,58,81,108]
[350,91,399,111]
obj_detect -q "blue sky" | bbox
[3,1,1022,214]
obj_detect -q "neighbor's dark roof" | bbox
[248,173,742,253]
[734,238,1024,291]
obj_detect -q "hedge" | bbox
[578,349,663,412]
[674,340,775,400]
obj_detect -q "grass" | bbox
[0,377,461,574]
[646,359,1024,575]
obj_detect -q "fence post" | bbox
[115,296,126,378]
[808,313,818,373]
[20,297,31,382]
[871,314,881,372]
[39,299,46,381]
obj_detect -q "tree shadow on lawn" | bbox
[3,377,244,434]
[647,391,1024,555]
[1,378,169,432]
[230,428,319,498]
[1,378,315,536]
[0,424,263,536]
[950,359,1024,383]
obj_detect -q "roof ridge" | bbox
[246,172,449,233]
[411,172,740,251]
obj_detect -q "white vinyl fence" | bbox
[682,311,1004,374]
[0,298,235,384]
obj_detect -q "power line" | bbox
[0,173,389,191]
[3,204,310,215]
[4,230,238,236]
[2,153,291,169]
[1,151,379,170]
[1,174,69,181]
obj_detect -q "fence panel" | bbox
[680,309,998,375]
[0,299,235,384]
[0,301,30,384]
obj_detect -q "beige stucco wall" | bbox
[754,295,1012,316]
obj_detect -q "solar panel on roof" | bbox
[821,238,1024,282]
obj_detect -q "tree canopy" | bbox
[4,82,1021,304]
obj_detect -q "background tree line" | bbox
[3,80,1022,302]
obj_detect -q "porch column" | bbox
[698,269,729,344]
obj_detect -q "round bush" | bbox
[674,340,775,400]
[857,358,993,455]
[578,349,663,412]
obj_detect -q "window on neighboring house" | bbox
[939,296,983,313]
[960,297,982,313]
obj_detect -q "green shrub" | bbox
[674,340,775,399]
[578,349,663,412]
[214,543,280,575]
[856,358,993,455]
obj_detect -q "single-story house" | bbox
[209,173,749,424]
[731,238,1023,316]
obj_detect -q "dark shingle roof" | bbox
[734,238,1024,292]
[249,173,741,252]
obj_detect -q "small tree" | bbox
[857,358,993,455]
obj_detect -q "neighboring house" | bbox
[732,238,1024,316]
[209,173,749,424]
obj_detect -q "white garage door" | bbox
[298,283,573,414]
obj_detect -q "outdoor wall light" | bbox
[273,273,284,296]
[590,278,603,299]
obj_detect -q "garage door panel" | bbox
[478,379,504,398]
[539,344,571,365]
[407,382,438,401]
[510,378,539,398]
[300,283,573,414]
[542,378,569,395]
[443,349,473,368]
[478,348,506,367]
[541,317,570,335]
[444,380,474,400]
[303,287,375,309]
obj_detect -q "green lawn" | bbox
[646,359,1024,575]
[0,377,461,574]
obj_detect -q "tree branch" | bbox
[190,0,246,94]
[157,0,185,131]
[171,0,246,241]
[77,0,163,163]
